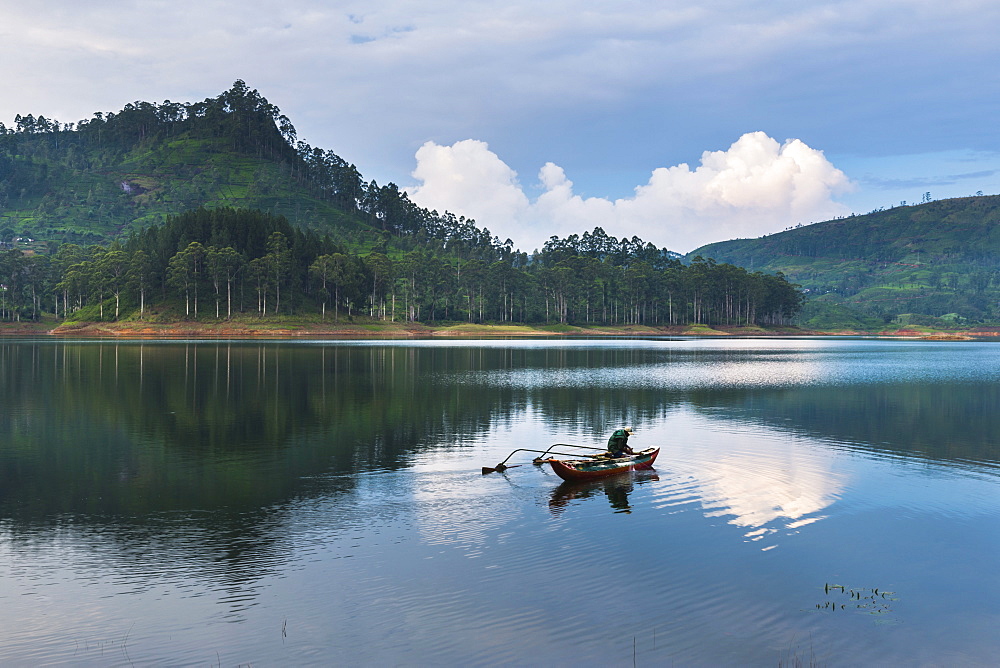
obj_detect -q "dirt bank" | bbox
[0,319,809,339]
[2,319,992,339]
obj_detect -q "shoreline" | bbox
[0,319,993,340]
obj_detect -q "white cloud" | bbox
[408,140,531,227]
[406,132,853,253]
[3,1,997,225]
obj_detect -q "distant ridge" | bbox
[689,195,1000,326]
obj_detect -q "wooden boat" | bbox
[545,447,659,481]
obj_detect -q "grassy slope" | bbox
[689,196,1000,326]
[1,133,370,245]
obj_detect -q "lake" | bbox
[1,337,999,666]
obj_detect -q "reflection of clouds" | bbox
[460,358,825,390]
[411,471,514,554]
[698,447,839,528]
[412,338,1000,391]
[646,416,847,548]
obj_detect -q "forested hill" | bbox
[0,80,504,256]
[1,81,807,329]
[690,195,1000,327]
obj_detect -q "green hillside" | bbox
[0,134,361,244]
[1,82,804,329]
[690,196,1000,327]
[0,80,411,249]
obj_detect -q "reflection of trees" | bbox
[0,343,689,528]
[0,342,525,524]
[687,384,1000,467]
[0,341,538,589]
[463,346,1000,469]
[3,340,998,538]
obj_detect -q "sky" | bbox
[3,1,1000,253]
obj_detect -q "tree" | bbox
[457,259,487,322]
[264,232,292,314]
[100,248,129,320]
[206,246,243,319]
[248,257,268,315]
[52,244,85,317]
[19,253,51,320]
[364,252,393,320]
[310,254,336,320]
[167,242,207,318]
[127,250,152,319]
[327,253,361,321]
[58,262,91,315]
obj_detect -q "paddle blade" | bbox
[481,464,521,475]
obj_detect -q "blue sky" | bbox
[3,1,999,252]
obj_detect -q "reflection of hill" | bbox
[688,384,1000,468]
[0,342,524,524]
[4,339,998,545]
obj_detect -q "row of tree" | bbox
[1,83,802,326]
[0,208,803,327]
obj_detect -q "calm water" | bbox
[1,337,999,666]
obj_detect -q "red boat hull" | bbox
[546,448,659,481]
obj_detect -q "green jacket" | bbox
[607,429,631,454]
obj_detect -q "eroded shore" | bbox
[0,319,993,340]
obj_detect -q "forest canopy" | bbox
[0,207,803,327]
[0,81,803,328]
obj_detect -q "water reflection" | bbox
[548,471,660,515]
[645,418,846,546]
[3,339,999,531]
[2,339,1000,665]
[0,341,517,523]
[693,382,1000,470]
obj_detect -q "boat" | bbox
[544,447,659,481]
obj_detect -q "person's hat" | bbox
[625,427,634,434]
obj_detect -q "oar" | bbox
[533,443,607,462]
[552,443,606,450]
[482,447,598,474]
[481,463,522,475]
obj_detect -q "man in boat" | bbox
[606,427,634,458]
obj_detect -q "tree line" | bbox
[1,81,802,326]
[0,208,803,327]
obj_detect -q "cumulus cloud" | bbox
[7,2,996,225]
[408,140,531,226]
[406,132,853,253]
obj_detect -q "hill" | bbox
[689,196,1000,327]
[0,81,805,330]
[0,80,502,257]
[0,82,344,243]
